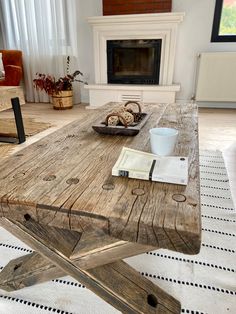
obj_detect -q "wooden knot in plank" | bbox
[66,134,76,139]
[24,214,31,221]
[102,183,115,190]
[132,188,145,196]
[43,175,56,181]
[13,171,26,178]
[13,263,22,271]
[147,294,158,308]
[66,178,79,185]
[37,144,47,148]
[188,197,198,206]
[172,194,186,202]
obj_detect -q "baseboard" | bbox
[196,101,236,109]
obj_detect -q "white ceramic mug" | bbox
[149,127,179,156]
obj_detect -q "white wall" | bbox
[78,0,236,103]
[76,0,102,102]
[172,0,236,102]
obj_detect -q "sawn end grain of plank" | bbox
[0,103,201,254]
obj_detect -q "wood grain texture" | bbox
[0,117,52,138]
[0,86,25,112]
[0,222,153,291]
[0,218,181,314]
[0,103,201,254]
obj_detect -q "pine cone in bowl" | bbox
[119,111,134,126]
[107,115,119,126]
[132,112,143,123]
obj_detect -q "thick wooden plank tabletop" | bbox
[0,103,201,254]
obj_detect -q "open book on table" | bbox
[112,147,188,185]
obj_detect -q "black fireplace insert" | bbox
[107,39,162,84]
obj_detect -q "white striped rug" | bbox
[0,150,235,314]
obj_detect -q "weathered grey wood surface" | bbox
[0,218,181,314]
[0,219,153,291]
[0,103,201,254]
[0,103,201,313]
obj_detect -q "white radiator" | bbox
[196,52,236,102]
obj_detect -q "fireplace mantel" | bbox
[85,12,185,107]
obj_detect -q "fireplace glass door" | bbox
[107,39,162,84]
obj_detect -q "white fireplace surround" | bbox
[85,12,185,107]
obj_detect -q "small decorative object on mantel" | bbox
[33,56,87,110]
[92,101,150,136]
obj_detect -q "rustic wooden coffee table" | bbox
[0,103,201,313]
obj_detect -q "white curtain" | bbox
[0,0,81,103]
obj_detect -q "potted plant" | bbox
[33,56,87,110]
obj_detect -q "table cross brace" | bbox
[0,217,180,314]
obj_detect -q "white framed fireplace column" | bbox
[85,12,185,107]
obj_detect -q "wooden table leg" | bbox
[0,238,153,291]
[0,218,181,313]
[0,216,154,291]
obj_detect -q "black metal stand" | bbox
[0,97,26,144]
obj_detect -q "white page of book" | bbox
[112,147,188,185]
[117,150,153,173]
[152,157,188,185]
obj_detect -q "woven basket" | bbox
[52,90,73,110]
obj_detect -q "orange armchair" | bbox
[0,50,23,86]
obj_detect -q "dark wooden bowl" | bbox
[92,113,150,136]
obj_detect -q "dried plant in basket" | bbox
[33,56,87,95]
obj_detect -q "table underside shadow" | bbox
[0,217,181,314]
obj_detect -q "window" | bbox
[211,0,236,42]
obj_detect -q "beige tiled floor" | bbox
[198,108,236,206]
